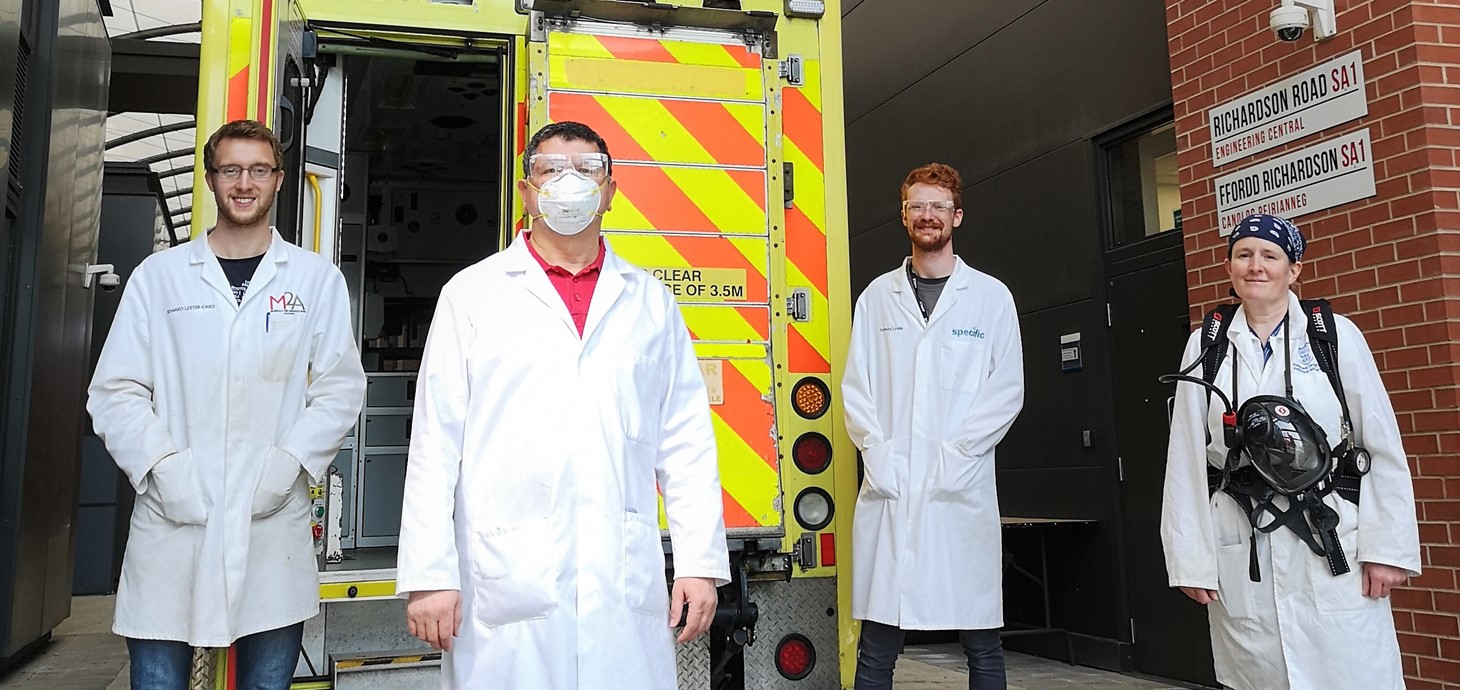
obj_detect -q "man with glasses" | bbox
[87,119,366,689]
[840,162,1025,689]
[396,121,729,689]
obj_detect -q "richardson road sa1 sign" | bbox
[1215,128,1375,236]
[1209,50,1366,167]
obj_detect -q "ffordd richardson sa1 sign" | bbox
[1209,50,1366,167]
[1215,128,1375,235]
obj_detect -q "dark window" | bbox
[1106,122,1179,247]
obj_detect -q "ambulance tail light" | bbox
[791,377,829,419]
[792,432,831,474]
[793,488,833,531]
[775,633,815,680]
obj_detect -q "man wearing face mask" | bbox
[395,121,729,689]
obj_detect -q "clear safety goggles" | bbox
[528,153,610,181]
[902,199,957,215]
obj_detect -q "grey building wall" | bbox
[843,0,1174,665]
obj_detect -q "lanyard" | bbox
[906,261,930,322]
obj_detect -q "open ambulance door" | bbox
[523,2,788,539]
[194,0,317,242]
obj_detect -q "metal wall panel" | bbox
[0,0,19,182]
[843,0,1175,670]
[0,0,109,660]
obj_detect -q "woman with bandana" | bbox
[1160,213,1419,690]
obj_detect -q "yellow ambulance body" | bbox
[194,1,855,686]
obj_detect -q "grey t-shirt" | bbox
[914,274,949,318]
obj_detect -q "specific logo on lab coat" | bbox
[950,328,985,339]
[268,292,308,314]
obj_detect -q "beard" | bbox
[215,189,275,227]
[909,221,952,252]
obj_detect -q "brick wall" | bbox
[1166,0,1460,687]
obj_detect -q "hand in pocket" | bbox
[148,451,207,525]
[252,447,303,518]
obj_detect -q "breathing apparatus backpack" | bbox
[1161,299,1371,583]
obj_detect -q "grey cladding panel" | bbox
[845,0,1172,239]
[842,0,1040,124]
[962,141,1100,311]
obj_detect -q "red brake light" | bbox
[792,432,832,474]
[775,634,815,680]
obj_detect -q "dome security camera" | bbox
[1270,5,1310,42]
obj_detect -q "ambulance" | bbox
[192,0,855,687]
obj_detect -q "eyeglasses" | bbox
[211,165,281,181]
[903,200,957,215]
[528,153,610,180]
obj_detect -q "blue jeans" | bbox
[127,622,303,690]
[854,620,1006,690]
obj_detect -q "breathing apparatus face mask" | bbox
[528,169,605,236]
[1158,316,1335,496]
[1236,395,1332,494]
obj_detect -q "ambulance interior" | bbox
[321,48,508,572]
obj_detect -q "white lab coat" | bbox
[87,229,366,646]
[841,257,1025,630]
[395,236,730,690]
[1161,291,1419,690]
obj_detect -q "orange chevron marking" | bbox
[788,323,831,373]
[718,363,776,469]
[733,306,771,340]
[595,35,679,64]
[782,88,824,172]
[227,68,250,121]
[729,170,767,212]
[786,205,828,295]
[611,166,719,233]
[659,99,765,168]
[548,93,653,161]
[660,235,767,298]
[722,487,758,528]
[725,44,761,69]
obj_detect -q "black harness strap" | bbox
[1198,299,1358,581]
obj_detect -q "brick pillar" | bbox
[1167,1,1460,687]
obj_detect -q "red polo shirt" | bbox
[525,233,605,336]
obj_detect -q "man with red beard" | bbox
[88,120,365,689]
[840,163,1025,689]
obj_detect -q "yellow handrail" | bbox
[305,172,323,254]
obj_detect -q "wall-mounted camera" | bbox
[81,263,121,292]
[1271,0,1336,43]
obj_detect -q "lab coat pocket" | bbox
[146,450,208,526]
[1214,542,1257,620]
[623,512,669,617]
[469,516,559,627]
[933,441,983,501]
[258,311,307,383]
[615,352,666,447]
[940,338,989,394]
[251,447,304,518]
[859,440,900,500]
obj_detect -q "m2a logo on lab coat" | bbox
[268,292,308,314]
[266,292,307,333]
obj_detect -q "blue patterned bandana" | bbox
[1228,213,1306,263]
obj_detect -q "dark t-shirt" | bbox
[218,254,265,304]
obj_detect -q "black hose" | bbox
[1157,373,1235,414]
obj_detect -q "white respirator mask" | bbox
[529,170,604,236]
